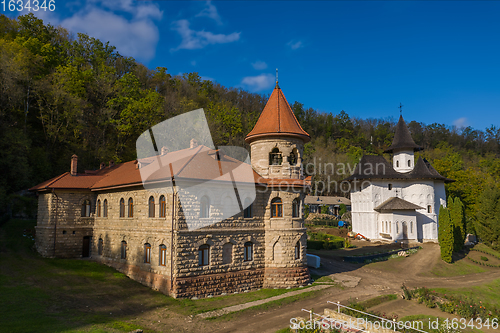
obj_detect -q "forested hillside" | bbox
[1,14,499,242]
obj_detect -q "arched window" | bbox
[408,160,411,167]
[295,241,300,259]
[396,222,399,234]
[128,198,134,217]
[396,160,399,168]
[144,243,151,264]
[81,200,91,217]
[292,198,300,218]
[199,244,210,266]
[385,221,388,233]
[223,243,233,264]
[119,198,125,218]
[289,149,298,165]
[103,199,108,217]
[244,242,253,261]
[389,222,392,233]
[159,244,167,266]
[97,200,101,217]
[121,241,127,259]
[269,148,282,166]
[243,198,253,218]
[381,221,384,232]
[200,196,210,218]
[148,196,155,218]
[410,221,413,234]
[427,205,432,214]
[98,238,103,255]
[271,197,282,218]
[388,184,392,190]
[159,195,166,218]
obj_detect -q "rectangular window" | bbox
[159,245,167,266]
[144,244,151,264]
[244,242,253,261]
[121,242,127,259]
[427,205,432,213]
[198,245,209,266]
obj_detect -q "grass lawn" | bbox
[0,219,321,332]
[429,257,488,277]
[433,278,500,307]
[474,243,500,258]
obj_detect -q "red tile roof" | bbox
[29,146,309,192]
[245,84,310,143]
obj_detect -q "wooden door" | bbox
[82,236,90,257]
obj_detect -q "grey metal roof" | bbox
[374,197,424,211]
[343,155,454,183]
[384,115,422,153]
[304,196,351,206]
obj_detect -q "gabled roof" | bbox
[384,115,422,153]
[29,145,310,192]
[344,155,454,183]
[245,84,310,143]
[304,196,351,206]
[374,197,424,211]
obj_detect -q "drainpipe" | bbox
[169,163,176,295]
[52,189,59,258]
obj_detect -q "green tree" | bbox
[438,205,453,263]
[339,203,347,217]
[449,196,465,252]
[475,185,500,251]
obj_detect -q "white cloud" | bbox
[287,40,304,50]
[171,19,240,51]
[30,0,162,62]
[241,74,275,92]
[453,117,468,128]
[251,61,268,70]
[196,1,222,25]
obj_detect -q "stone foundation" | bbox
[173,268,265,298]
[97,257,172,295]
[263,266,310,288]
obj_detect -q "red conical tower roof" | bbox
[245,84,310,143]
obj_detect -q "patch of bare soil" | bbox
[315,227,350,238]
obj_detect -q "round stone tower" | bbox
[245,82,311,288]
[245,83,310,179]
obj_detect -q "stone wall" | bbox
[35,190,95,258]
[174,269,264,298]
[250,136,304,179]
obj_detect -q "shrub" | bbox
[481,256,489,261]
[306,240,324,250]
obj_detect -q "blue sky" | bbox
[9,1,500,131]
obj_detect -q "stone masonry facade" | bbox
[33,84,311,298]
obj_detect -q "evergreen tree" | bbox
[475,186,500,251]
[438,205,453,263]
[449,196,465,252]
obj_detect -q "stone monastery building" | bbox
[30,83,311,298]
[346,115,454,243]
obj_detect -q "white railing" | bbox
[326,301,429,333]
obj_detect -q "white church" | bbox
[346,115,453,243]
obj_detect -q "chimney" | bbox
[161,146,168,156]
[109,160,114,168]
[100,162,105,170]
[190,139,199,149]
[71,155,78,176]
